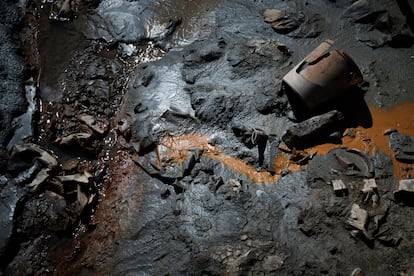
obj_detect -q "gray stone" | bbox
[389,132,414,163]
[282,110,345,148]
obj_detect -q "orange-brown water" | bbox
[311,101,414,179]
[158,101,414,183]
[159,134,302,184]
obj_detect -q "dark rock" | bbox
[263,9,285,23]
[271,16,302,34]
[388,132,414,163]
[16,192,71,238]
[307,148,374,186]
[158,150,200,180]
[342,0,413,48]
[131,120,157,154]
[5,234,57,275]
[289,13,325,38]
[282,110,345,149]
[0,1,27,158]
[199,39,226,62]
[373,149,394,178]
[0,176,19,257]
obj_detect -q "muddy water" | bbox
[37,7,88,102]
[160,101,414,183]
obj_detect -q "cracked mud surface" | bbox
[1,0,414,275]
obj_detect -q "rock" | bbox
[6,80,37,151]
[388,132,414,163]
[282,110,345,149]
[332,179,348,196]
[131,120,157,154]
[158,149,200,180]
[271,17,302,34]
[263,9,284,23]
[347,204,368,232]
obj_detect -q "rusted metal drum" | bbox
[282,39,363,110]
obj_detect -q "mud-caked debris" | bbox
[332,179,348,196]
[55,132,93,146]
[78,114,109,135]
[388,132,414,163]
[334,149,374,178]
[58,171,93,184]
[282,110,345,149]
[347,203,369,233]
[362,178,377,193]
[8,143,58,192]
[394,179,414,203]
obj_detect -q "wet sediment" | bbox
[1,0,414,275]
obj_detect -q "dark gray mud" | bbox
[1,0,414,275]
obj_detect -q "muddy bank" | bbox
[1,0,414,275]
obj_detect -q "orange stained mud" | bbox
[311,101,414,179]
[159,134,302,184]
[159,101,414,183]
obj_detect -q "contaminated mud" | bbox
[1,0,414,275]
